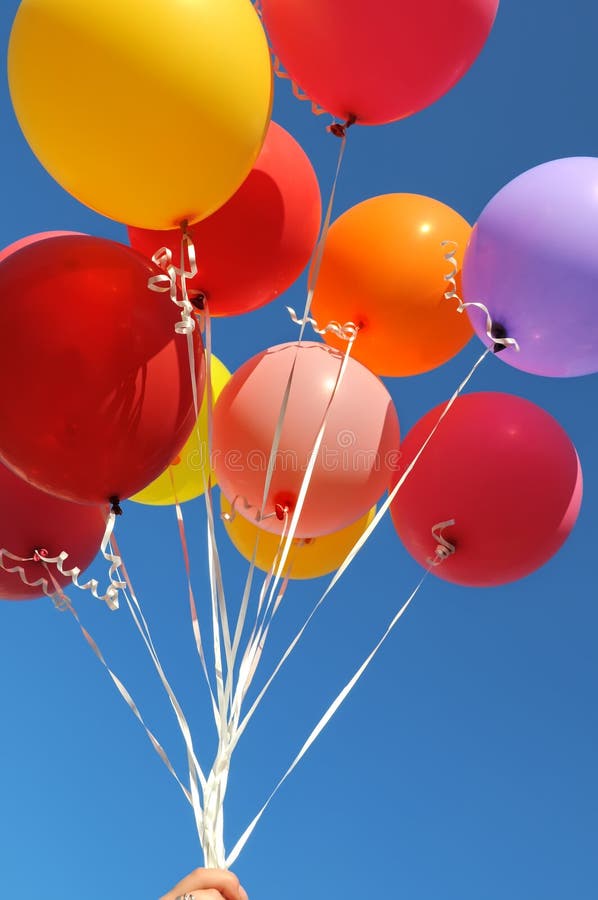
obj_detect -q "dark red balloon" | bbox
[0,462,107,601]
[0,235,205,505]
[128,121,321,316]
[390,393,582,587]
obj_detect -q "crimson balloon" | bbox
[0,462,107,601]
[260,0,499,125]
[0,230,81,264]
[390,393,582,586]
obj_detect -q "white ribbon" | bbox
[148,227,198,336]
[441,240,520,352]
[427,520,457,567]
[0,511,124,610]
[226,567,431,867]
[286,306,360,341]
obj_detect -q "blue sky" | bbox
[1,2,597,899]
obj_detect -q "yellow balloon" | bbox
[8,0,273,229]
[221,495,376,580]
[132,355,231,506]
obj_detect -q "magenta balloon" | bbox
[463,157,598,377]
[213,342,401,537]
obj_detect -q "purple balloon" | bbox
[462,157,598,377]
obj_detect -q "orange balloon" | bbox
[311,194,473,377]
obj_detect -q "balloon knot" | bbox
[33,548,49,562]
[109,496,123,516]
[275,502,289,521]
[190,290,206,311]
[427,519,456,567]
[328,114,356,138]
[490,321,509,354]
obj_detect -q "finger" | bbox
[161,886,227,900]
[165,868,245,900]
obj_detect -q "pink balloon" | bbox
[213,342,400,537]
[390,393,583,587]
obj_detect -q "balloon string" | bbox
[106,541,207,845]
[253,120,350,534]
[262,334,359,623]
[302,123,351,332]
[441,241,520,353]
[233,346,490,747]
[226,565,433,867]
[201,304,236,726]
[220,126,352,735]
[229,326,358,732]
[112,534,211,781]
[167,470,220,726]
[0,512,124,610]
[143,222,234,865]
[191,283,240,866]
[155,225,233,743]
[40,568,195,808]
[228,518,293,725]
[286,306,360,341]
[222,130,353,745]
[200,303,235,736]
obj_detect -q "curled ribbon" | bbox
[148,226,199,336]
[253,1,329,118]
[286,306,360,342]
[441,240,520,353]
[0,511,125,610]
[221,494,282,526]
[426,519,457,567]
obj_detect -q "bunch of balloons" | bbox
[2,0,598,887]
[1,0,594,605]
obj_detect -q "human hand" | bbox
[159,867,248,900]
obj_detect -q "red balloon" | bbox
[213,342,400,538]
[0,462,107,601]
[390,393,582,587]
[261,0,499,125]
[0,235,205,505]
[0,230,81,265]
[128,122,322,317]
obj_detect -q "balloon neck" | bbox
[189,290,206,311]
[275,503,289,521]
[328,114,357,138]
[274,494,295,521]
[109,495,123,516]
[33,548,49,562]
[490,321,509,354]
